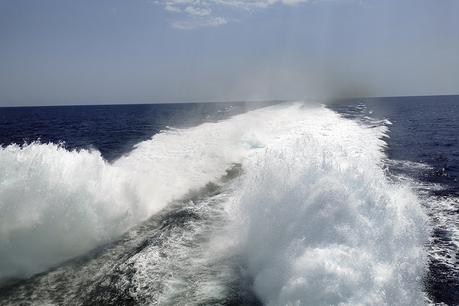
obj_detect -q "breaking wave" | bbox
[0,107,252,280]
[0,102,430,305]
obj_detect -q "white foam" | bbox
[0,103,315,280]
[0,102,430,306]
[221,105,430,305]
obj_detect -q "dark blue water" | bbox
[0,97,457,305]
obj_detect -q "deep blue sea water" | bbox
[0,96,457,305]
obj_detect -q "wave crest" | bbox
[0,103,302,281]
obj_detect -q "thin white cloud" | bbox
[172,16,227,29]
[184,6,212,17]
[156,0,308,29]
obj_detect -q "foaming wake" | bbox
[218,105,430,305]
[0,114,242,280]
[386,159,459,304]
[0,102,317,282]
[0,102,431,306]
[0,144,143,281]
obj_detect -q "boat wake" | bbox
[0,102,432,305]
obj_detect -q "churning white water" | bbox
[221,104,429,305]
[0,102,430,305]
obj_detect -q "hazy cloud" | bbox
[184,6,212,17]
[157,0,308,29]
[172,16,227,29]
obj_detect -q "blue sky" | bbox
[0,0,458,106]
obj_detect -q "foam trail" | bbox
[0,102,430,306]
[220,105,430,305]
[0,103,313,281]
[0,123,239,280]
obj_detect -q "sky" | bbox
[0,0,458,106]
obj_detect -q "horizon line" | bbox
[1,93,458,108]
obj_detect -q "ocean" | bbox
[0,96,457,305]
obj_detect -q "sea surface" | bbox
[0,96,457,305]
